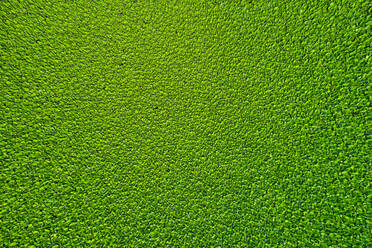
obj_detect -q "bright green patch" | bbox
[1,0,370,247]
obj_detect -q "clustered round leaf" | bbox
[0,0,370,247]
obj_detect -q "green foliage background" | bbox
[1,0,370,247]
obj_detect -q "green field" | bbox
[1,0,370,247]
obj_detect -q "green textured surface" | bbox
[1,0,371,247]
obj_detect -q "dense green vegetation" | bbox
[1,0,370,247]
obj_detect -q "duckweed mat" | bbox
[1,0,370,247]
